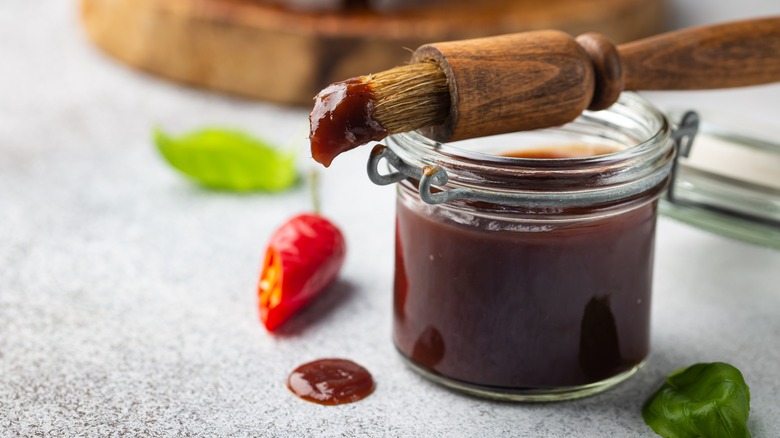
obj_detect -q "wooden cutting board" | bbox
[80,0,665,106]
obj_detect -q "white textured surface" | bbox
[2,1,780,437]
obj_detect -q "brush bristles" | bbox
[366,62,450,135]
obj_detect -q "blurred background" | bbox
[74,0,709,106]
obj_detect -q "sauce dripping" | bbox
[309,78,388,168]
[287,358,375,405]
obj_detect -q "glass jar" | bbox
[370,93,682,401]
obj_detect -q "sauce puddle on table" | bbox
[287,358,375,405]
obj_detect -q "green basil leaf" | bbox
[642,362,751,438]
[154,128,297,191]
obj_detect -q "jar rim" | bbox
[382,92,677,210]
[390,93,669,168]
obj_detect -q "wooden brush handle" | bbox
[412,16,780,143]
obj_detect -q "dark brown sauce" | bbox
[393,146,656,389]
[501,143,622,159]
[287,358,375,405]
[309,78,388,167]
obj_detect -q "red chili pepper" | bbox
[258,213,346,331]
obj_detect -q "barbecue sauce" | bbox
[287,358,375,405]
[393,145,655,389]
[501,143,622,159]
[309,78,388,167]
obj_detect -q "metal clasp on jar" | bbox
[666,111,700,203]
[367,144,516,205]
[367,111,699,207]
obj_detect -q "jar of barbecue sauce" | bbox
[368,93,687,401]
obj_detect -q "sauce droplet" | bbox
[309,78,388,168]
[287,358,375,405]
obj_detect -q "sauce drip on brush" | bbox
[308,63,449,167]
[309,78,388,168]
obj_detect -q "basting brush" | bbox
[309,16,780,167]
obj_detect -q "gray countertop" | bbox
[2,1,780,436]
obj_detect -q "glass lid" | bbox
[661,110,780,250]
